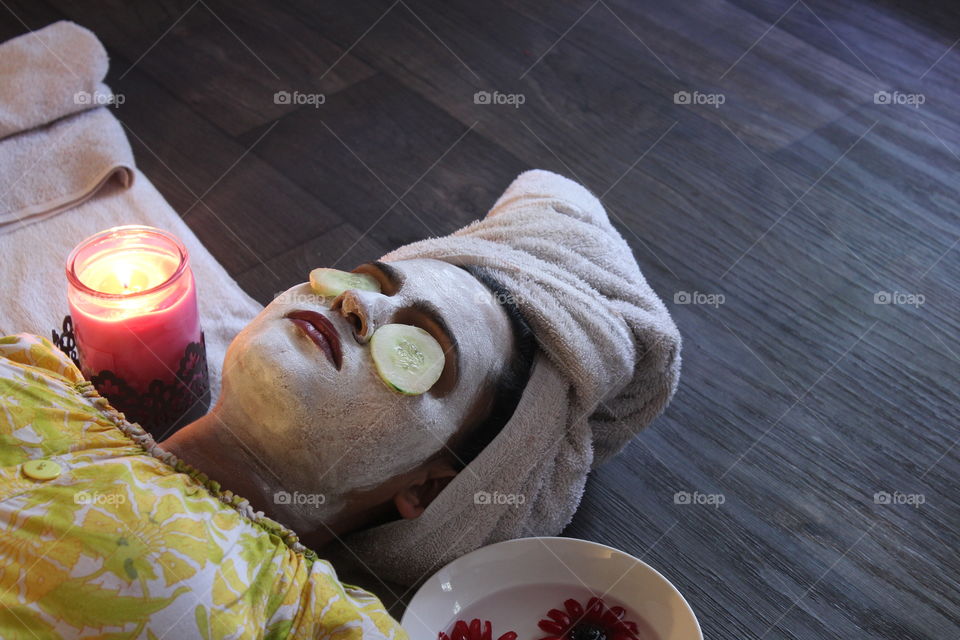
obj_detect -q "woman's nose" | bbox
[331,289,391,344]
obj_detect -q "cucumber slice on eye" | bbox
[370,324,445,395]
[309,268,380,298]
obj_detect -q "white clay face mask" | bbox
[221,302,439,495]
[217,259,516,508]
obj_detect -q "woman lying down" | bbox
[0,170,681,638]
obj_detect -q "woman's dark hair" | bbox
[450,264,537,470]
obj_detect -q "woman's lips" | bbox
[286,310,343,370]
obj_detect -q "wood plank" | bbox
[238,72,529,254]
[234,221,391,305]
[45,0,377,136]
[107,61,343,275]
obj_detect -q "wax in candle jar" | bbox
[79,249,180,297]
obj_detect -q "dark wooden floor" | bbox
[4,1,959,638]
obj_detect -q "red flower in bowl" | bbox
[537,597,641,640]
[439,618,517,640]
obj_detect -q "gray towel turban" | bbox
[340,169,681,586]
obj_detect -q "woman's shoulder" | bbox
[0,333,101,466]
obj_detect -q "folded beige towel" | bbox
[0,108,134,229]
[0,21,133,231]
[339,170,682,585]
[0,20,111,139]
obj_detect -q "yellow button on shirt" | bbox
[22,459,62,480]
[0,333,407,639]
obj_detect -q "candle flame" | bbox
[116,263,133,292]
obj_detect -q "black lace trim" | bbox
[51,315,80,369]
[52,315,209,438]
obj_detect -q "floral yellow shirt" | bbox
[0,334,407,640]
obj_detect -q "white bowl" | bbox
[401,536,702,640]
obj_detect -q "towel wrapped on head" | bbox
[341,169,682,585]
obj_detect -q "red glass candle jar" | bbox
[66,225,208,435]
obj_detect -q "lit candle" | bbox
[66,225,207,433]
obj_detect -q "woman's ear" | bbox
[393,457,458,520]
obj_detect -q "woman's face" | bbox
[218,258,515,513]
